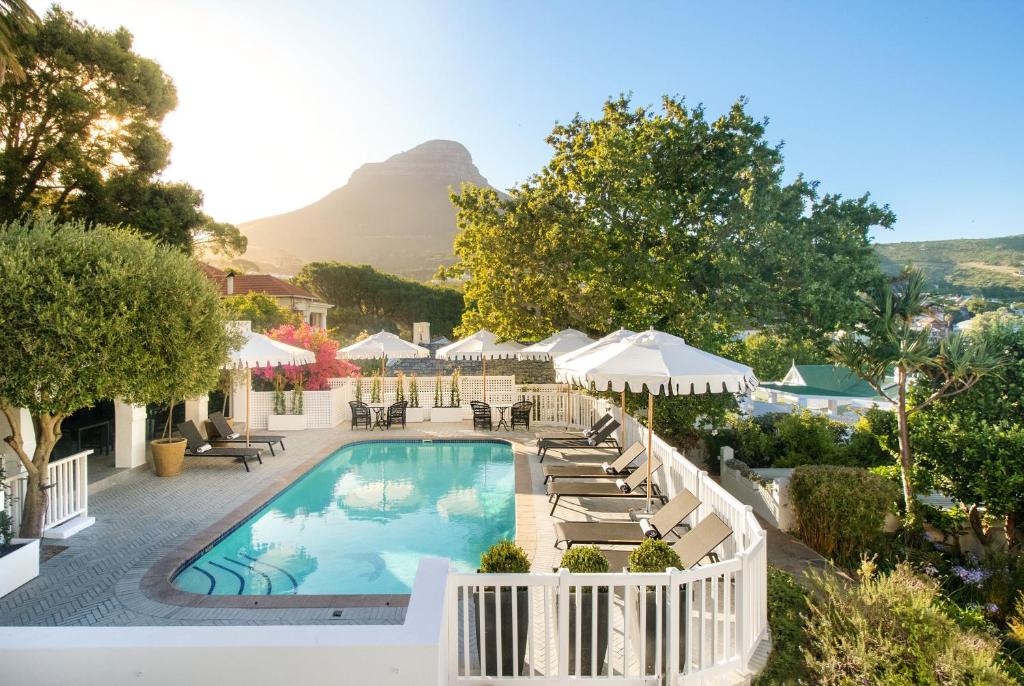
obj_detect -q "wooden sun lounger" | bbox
[546,458,664,515]
[536,413,614,441]
[601,513,733,571]
[208,412,285,455]
[537,420,620,462]
[543,442,644,483]
[553,489,701,549]
[177,421,263,472]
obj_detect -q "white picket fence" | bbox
[6,449,91,534]
[444,396,768,685]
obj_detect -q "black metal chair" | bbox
[470,400,492,430]
[387,401,408,429]
[350,400,371,430]
[510,401,533,431]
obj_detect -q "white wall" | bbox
[719,447,796,531]
[0,558,450,686]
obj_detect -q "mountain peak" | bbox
[238,140,495,280]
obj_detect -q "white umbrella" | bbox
[223,321,316,445]
[518,329,596,427]
[435,329,524,401]
[554,328,636,421]
[517,328,595,360]
[338,330,430,376]
[555,329,757,511]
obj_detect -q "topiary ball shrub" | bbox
[480,540,531,573]
[628,538,682,572]
[559,546,610,573]
[789,465,899,568]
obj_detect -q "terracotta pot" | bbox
[150,438,186,477]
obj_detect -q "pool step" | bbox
[183,554,299,595]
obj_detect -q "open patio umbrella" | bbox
[338,330,430,376]
[555,329,757,512]
[518,329,596,427]
[435,329,524,401]
[554,328,636,421]
[223,321,316,446]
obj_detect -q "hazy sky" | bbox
[37,0,1024,243]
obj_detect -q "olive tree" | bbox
[0,216,230,537]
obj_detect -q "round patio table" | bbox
[367,403,388,430]
[492,403,513,431]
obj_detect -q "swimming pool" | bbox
[172,440,515,596]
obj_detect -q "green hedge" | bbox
[789,465,898,567]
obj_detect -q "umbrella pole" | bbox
[245,368,252,448]
[566,383,571,429]
[482,357,487,402]
[380,353,385,378]
[646,391,654,514]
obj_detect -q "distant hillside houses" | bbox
[199,263,332,330]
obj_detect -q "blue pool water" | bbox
[172,440,515,596]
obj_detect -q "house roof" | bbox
[759,363,884,400]
[199,263,322,301]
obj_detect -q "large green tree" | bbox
[444,96,895,348]
[0,7,243,254]
[832,268,1003,522]
[911,312,1024,545]
[0,0,37,83]
[0,217,230,537]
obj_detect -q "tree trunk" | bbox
[895,367,918,525]
[968,504,991,545]
[1006,511,1022,549]
[18,413,63,539]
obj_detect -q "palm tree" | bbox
[0,0,38,84]
[832,268,1003,523]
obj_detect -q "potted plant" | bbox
[151,399,188,477]
[370,371,382,404]
[268,373,306,431]
[0,461,39,598]
[628,538,682,674]
[478,541,531,676]
[558,546,611,676]
[431,372,463,422]
[354,375,364,404]
[406,374,426,423]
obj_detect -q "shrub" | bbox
[789,465,898,567]
[254,323,357,390]
[394,372,405,404]
[628,539,681,572]
[408,374,420,408]
[559,546,609,574]
[480,540,531,573]
[291,375,304,415]
[753,566,810,685]
[803,562,1014,684]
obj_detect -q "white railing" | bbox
[7,449,91,533]
[444,394,768,685]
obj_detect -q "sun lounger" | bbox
[553,488,701,549]
[536,413,615,441]
[177,421,263,472]
[538,420,620,462]
[601,513,733,570]
[546,457,664,515]
[543,442,644,483]
[207,412,285,455]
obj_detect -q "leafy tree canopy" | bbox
[0,216,231,536]
[443,95,895,348]
[0,7,243,254]
[295,262,464,341]
[720,331,828,381]
[222,292,300,333]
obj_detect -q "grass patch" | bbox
[753,565,811,685]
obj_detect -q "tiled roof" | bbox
[198,263,321,301]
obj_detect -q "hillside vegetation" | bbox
[875,234,1024,298]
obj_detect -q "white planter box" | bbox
[406,407,427,423]
[430,407,464,423]
[267,414,307,431]
[0,538,40,598]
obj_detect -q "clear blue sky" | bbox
[43,0,1024,243]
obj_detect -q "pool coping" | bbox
[140,433,535,610]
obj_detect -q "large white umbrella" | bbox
[555,329,757,511]
[517,328,595,360]
[435,329,524,401]
[223,321,316,445]
[554,328,636,421]
[338,330,430,376]
[518,329,596,427]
